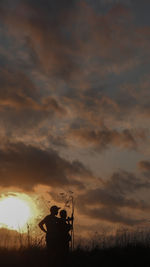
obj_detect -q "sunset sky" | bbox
[0,0,150,239]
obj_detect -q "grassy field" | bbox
[1,228,150,266]
[1,244,150,267]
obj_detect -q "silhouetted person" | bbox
[38,205,60,263]
[58,209,73,263]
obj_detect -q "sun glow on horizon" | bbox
[0,193,38,232]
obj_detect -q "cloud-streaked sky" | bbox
[0,0,150,237]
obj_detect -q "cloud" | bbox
[0,0,80,80]
[0,0,148,155]
[0,0,149,130]
[103,170,150,194]
[68,127,146,151]
[138,160,150,171]
[0,68,66,113]
[0,67,68,142]
[82,207,144,226]
[0,0,143,83]
[76,170,150,225]
[0,142,91,190]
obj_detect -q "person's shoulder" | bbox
[43,215,51,222]
[55,216,60,222]
[56,218,64,226]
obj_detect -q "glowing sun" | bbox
[0,193,37,232]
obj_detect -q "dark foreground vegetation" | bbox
[1,228,150,267]
[1,243,150,267]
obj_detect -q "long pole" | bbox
[71,196,74,251]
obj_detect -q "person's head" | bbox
[50,205,60,216]
[60,209,67,219]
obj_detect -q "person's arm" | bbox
[66,218,73,230]
[38,218,47,233]
[67,215,74,223]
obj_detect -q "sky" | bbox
[0,0,150,239]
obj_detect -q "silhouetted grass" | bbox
[1,229,150,266]
[1,243,150,267]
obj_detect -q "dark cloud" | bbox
[0,68,67,139]
[138,161,150,172]
[0,68,38,102]
[0,142,90,190]
[103,170,150,194]
[0,1,148,148]
[0,68,66,113]
[82,207,144,226]
[76,170,150,225]
[47,134,67,148]
[42,96,66,115]
[0,0,80,80]
[0,0,143,84]
[0,0,149,135]
[68,127,146,151]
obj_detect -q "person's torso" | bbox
[58,220,71,240]
[45,215,59,238]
